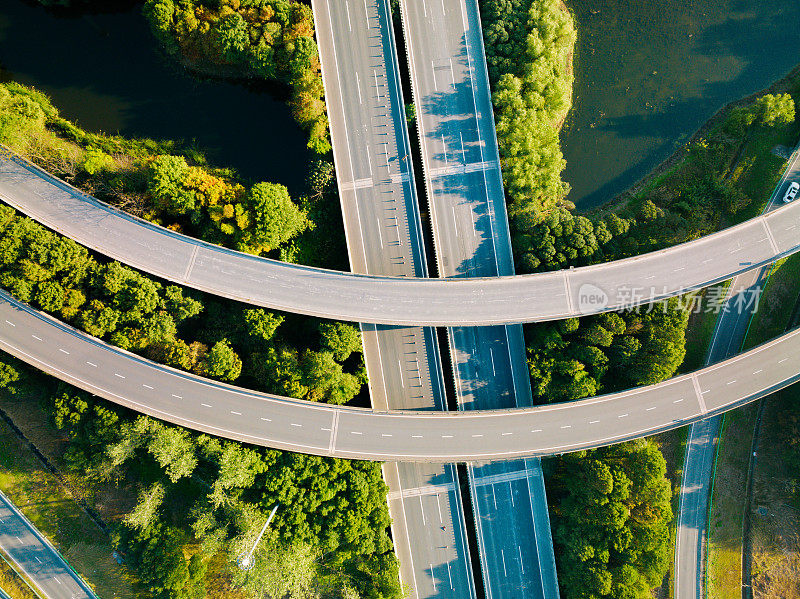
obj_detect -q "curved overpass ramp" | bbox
[2,150,800,325]
[1,288,798,462]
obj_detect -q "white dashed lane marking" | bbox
[58,348,69,354]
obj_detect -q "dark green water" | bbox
[563,0,800,210]
[0,0,310,192]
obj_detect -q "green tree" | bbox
[301,350,361,405]
[0,358,20,395]
[148,155,194,214]
[124,482,166,532]
[244,309,284,346]
[147,424,198,483]
[319,322,363,361]
[201,339,242,382]
[752,93,795,127]
[238,182,308,254]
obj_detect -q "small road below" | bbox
[674,143,800,599]
[0,489,96,599]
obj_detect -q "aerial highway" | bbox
[674,147,800,598]
[4,148,800,325]
[4,287,800,461]
[0,489,97,599]
[312,0,476,595]
[400,0,558,595]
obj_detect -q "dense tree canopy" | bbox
[527,298,689,403]
[552,440,673,599]
[47,386,402,599]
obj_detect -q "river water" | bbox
[0,0,309,192]
[2,0,799,210]
[563,0,800,210]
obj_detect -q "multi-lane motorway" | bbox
[4,148,800,325]
[312,0,476,595]
[0,489,96,599]
[400,0,558,595]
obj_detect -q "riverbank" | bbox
[589,64,800,221]
[561,0,800,209]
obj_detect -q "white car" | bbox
[783,181,800,203]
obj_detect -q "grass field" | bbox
[680,282,731,373]
[707,405,758,599]
[742,253,800,351]
[0,389,137,599]
[749,384,800,598]
[0,548,39,599]
[705,240,800,597]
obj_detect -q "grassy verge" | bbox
[707,405,759,599]
[748,384,800,598]
[742,253,800,350]
[680,282,731,373]
[0,389,138,599]
[0,549,39,599]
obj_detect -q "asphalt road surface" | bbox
[0,489,96,599]
[399,0,558,596]
[4,147,800,325]
[5,287,800,461]
[673,145,800,599]
[313,0,476,595]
